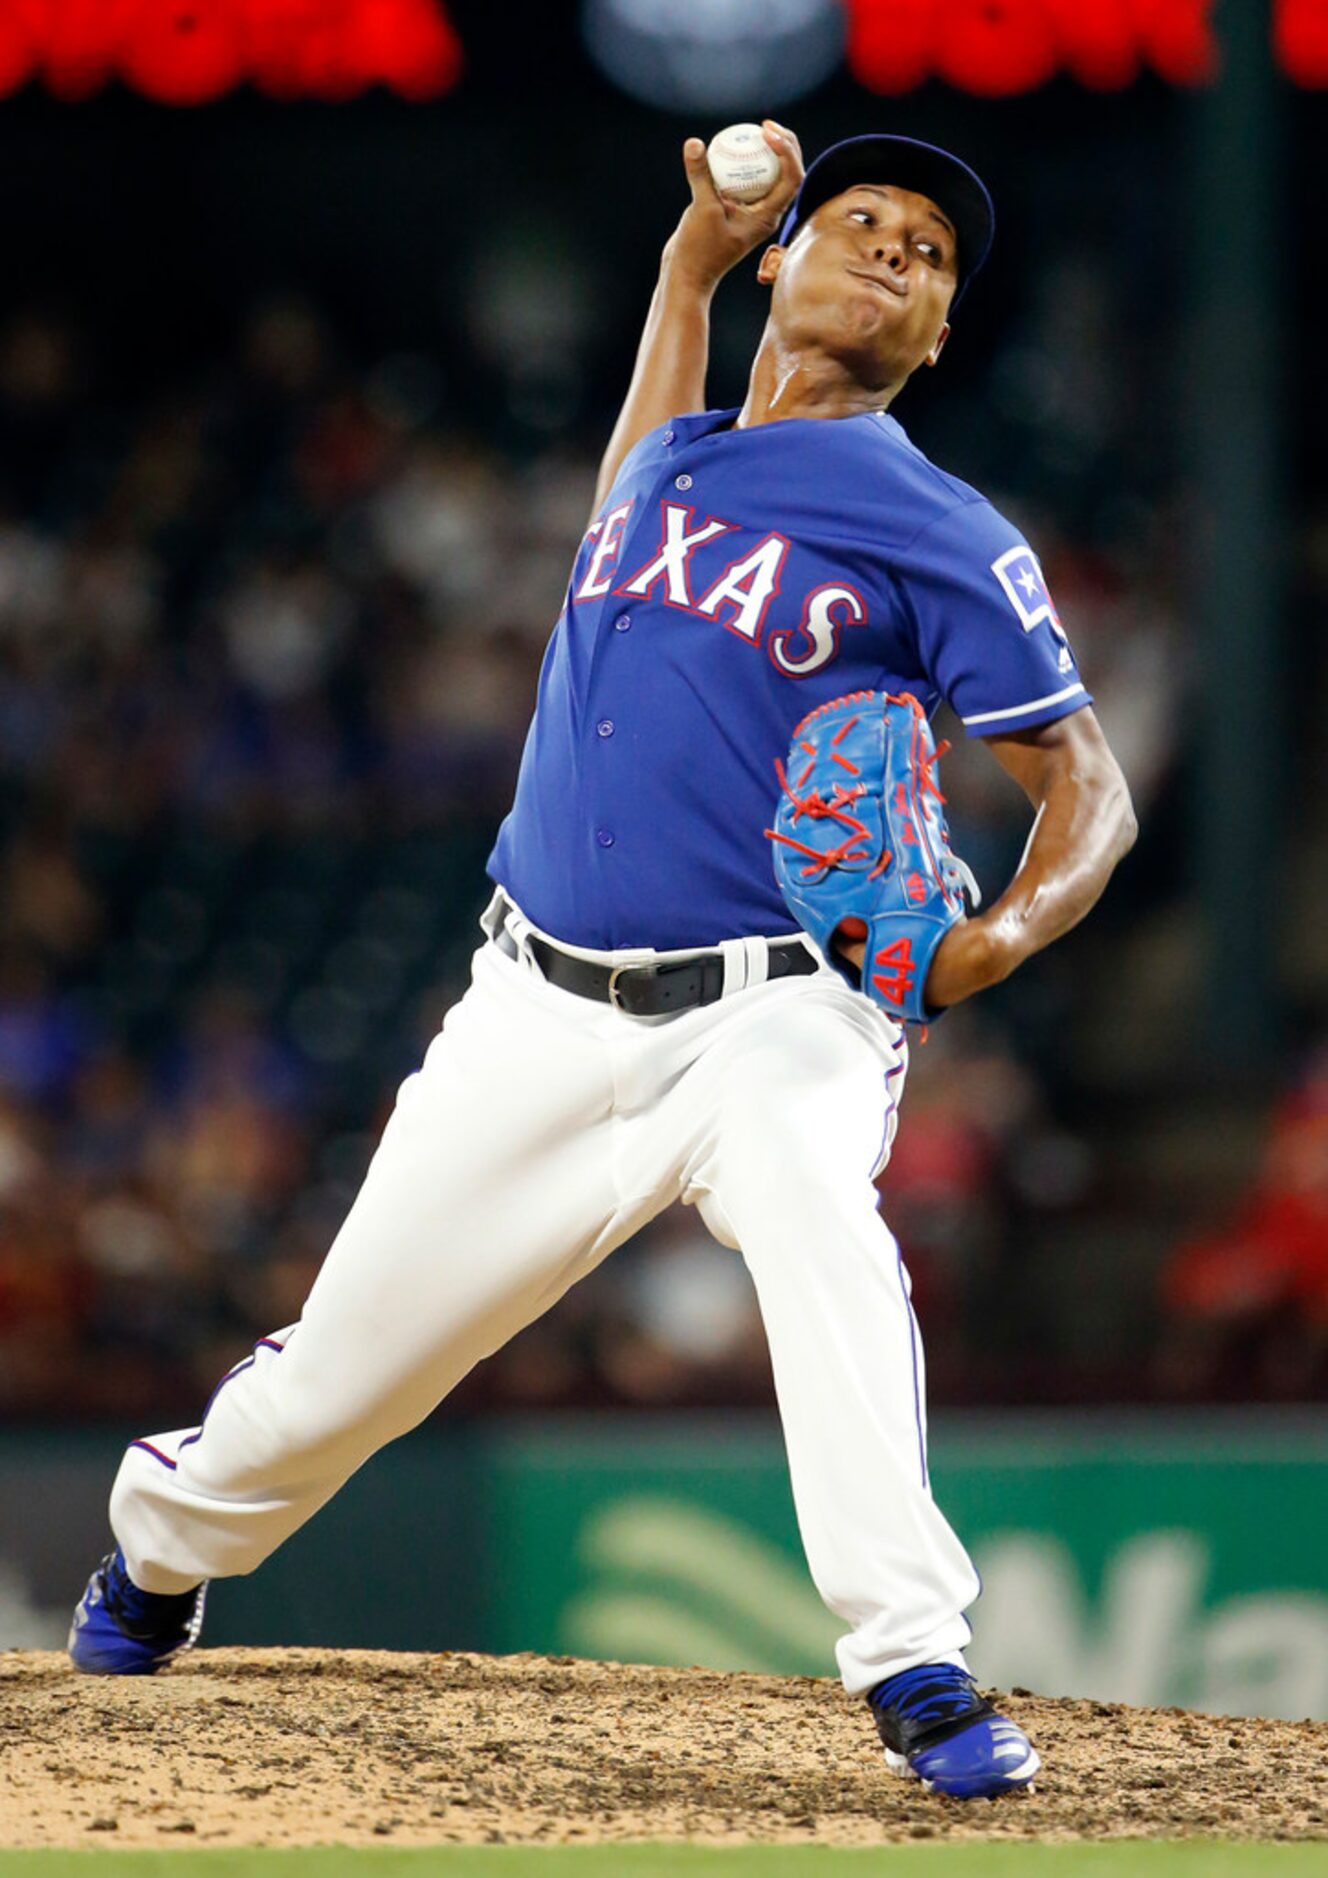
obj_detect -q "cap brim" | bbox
[777,135,994,298]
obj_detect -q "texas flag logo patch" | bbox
[991,545,1061,633]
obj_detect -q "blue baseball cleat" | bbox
[868,1663,1040,1799]
[67,1548,207,1676]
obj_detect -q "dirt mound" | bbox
[1,1649,1323,1848]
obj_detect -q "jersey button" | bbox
[662,429,675,445]
[596,719,615,738]
[614,614,632,632]
[674,473,693,491]
[596,827,615,848]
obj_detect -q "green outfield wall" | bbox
[5,1413,1325,1721]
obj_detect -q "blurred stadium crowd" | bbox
[0,283,1322,1420]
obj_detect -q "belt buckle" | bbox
[607,960,661,1013]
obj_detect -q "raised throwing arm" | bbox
[591,123,804,516]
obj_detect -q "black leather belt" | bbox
[494,923,817,1017]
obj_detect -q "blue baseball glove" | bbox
[766,691,979,1024]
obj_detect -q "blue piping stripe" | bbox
[177,1355,257,1456]
[138,1337,289,1464]
[872,1059,905,1170]
[896,1245,928,1489]
[874,1056,927,1488]
[130,1439,177,1472]
[872,1099,897,1173]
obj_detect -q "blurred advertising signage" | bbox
[0,0,463,104]
[847,0,1328,95]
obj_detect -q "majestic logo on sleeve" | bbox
[572,499,866,678]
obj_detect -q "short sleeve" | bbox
[897,499,1091,736]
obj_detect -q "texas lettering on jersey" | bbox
[573,498,865,678]
[491,408,1092,951]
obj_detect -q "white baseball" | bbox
[706,124,781,204]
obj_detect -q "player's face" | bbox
[758,184,957,385]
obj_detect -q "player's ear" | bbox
[925,322,951,368]
[756,244,785,287]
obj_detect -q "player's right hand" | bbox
[664,121,804,291]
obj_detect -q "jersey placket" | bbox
[581,433,704,939]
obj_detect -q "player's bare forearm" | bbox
[927,708,1137,1006]
[591,124,804,515]
[837,707,1136,1007]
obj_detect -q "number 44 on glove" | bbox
[766,691,980,1025]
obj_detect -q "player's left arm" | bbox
[923,704,1137,1007]
[871,499,1137,1008]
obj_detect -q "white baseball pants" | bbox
[110,915,979,1694]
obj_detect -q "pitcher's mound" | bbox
[2,1649,1323,1847]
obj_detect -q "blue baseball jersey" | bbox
[489,406,1090,951]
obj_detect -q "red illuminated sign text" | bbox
[0,0,463,104]
[1277,0,1328,84]
[847,0,1328,95]
[0,0,1324,103]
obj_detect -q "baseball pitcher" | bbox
[69,124,1136,1800]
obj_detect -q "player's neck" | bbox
[735,332,904,428]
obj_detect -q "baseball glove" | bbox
[766,690,979,1024]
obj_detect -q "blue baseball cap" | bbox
[777,134,995,303]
